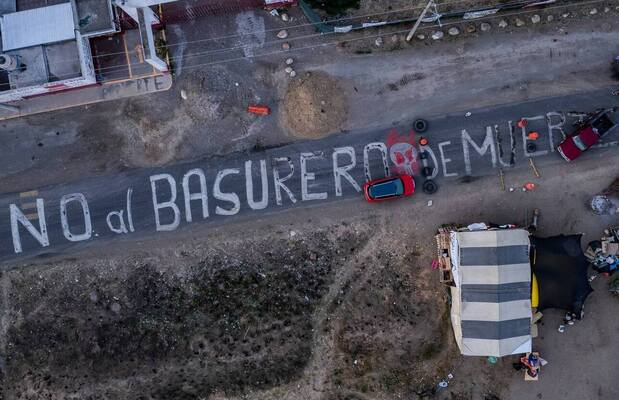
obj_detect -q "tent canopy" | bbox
[531,234,592,317]
[450,229,532,357]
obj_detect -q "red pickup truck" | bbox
[557,107,618,162]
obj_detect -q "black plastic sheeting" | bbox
[531,234,593,318]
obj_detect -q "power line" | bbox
[0,0,608,90]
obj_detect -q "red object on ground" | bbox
[248,105,271,115]
[523,182,536,191]
[517,118,528,129]
[527,131,540,140]
[419,137,429,146]
[363,175,415,203]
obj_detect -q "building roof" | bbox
[0,3,75,51]
[450,229,532,357]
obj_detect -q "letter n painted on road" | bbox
[333,147,361,196]
[10,199,48,253]
[60,193,92,242]
[150,174,181,232]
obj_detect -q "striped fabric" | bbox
[450,229,532,357]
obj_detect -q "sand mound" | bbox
[282,71,348,139]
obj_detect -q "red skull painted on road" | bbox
[386,129,419,176]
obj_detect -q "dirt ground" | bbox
[281,71,349,139]
[1,154,618,400]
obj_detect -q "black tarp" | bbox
[531,234,593,318]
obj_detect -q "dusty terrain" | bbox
[1,154,618,400]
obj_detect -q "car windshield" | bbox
[572,135,588,151]
[368,178,404,199]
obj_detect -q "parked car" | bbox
[363,175,415,203]
[557,107,618,162]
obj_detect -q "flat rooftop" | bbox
[75,0,116,36]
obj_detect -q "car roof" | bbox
[368,178,403,198]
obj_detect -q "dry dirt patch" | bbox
[281,71,349,139]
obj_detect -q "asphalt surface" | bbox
[1,89,617,264]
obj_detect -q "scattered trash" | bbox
[448,27,460,36]
[487,356,498,364]
[515,17,526,27]
[289,71,297,77]
[285,66,293,74]
[277,29,289,39]
[517,118,528,128]
[527,131,540,140]
[480,22,491,32]
[447,373,454,379]
[180,89,188,100]
[374,37,384,47]
[431,31,444,40]
[509,187,515,192]
[531,14,541,23]
[269,9,279,17]
[282,42,290,50]
[289,230,297,237]
[523,182,536,191]
[558,324,565,333]
[419,136,429,146]
[427,200,433,207]
[234,82,239,87]
[498,19,508,28]
[438,381,449,388]
[285,58,294,65]
[465,112,472,117]
[247,104,270,116]
[528,158,541,178]
[281,13,289,22]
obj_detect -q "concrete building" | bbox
[0,0,176,103]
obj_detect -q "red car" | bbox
[363,175,415,203]
[557,108,617,161]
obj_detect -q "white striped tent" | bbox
[449,229,532,357]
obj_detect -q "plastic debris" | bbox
[427,200,433,207]
[465,112,472,117]
[438,381,448,388]
[487,356,498,364]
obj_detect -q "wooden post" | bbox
[406,0,435,41]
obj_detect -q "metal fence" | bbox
[161,0,265,23]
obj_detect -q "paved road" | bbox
[1,89,617,264]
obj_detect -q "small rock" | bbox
[285,58,294,65]
[498,19,508,28]
[531,14,540,23]
[180,89,188,100]
[466,24,476,33]
[448,27,460,36]
[480,22,491,31]
[417,33,426,40]
[277,29,288,39]
[282,42,290,50]
[431,31,444,40]
[374,37,383,46]
[547,15,554,22]
[589,8,597,15]
[290,71,297,77]
[285,66,293,74]
[110,302,121,313]
[515,18,525,27]
[281,13,289,22]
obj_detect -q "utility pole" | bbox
[406,0,435,42]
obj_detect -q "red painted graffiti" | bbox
[385,129,420,176]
